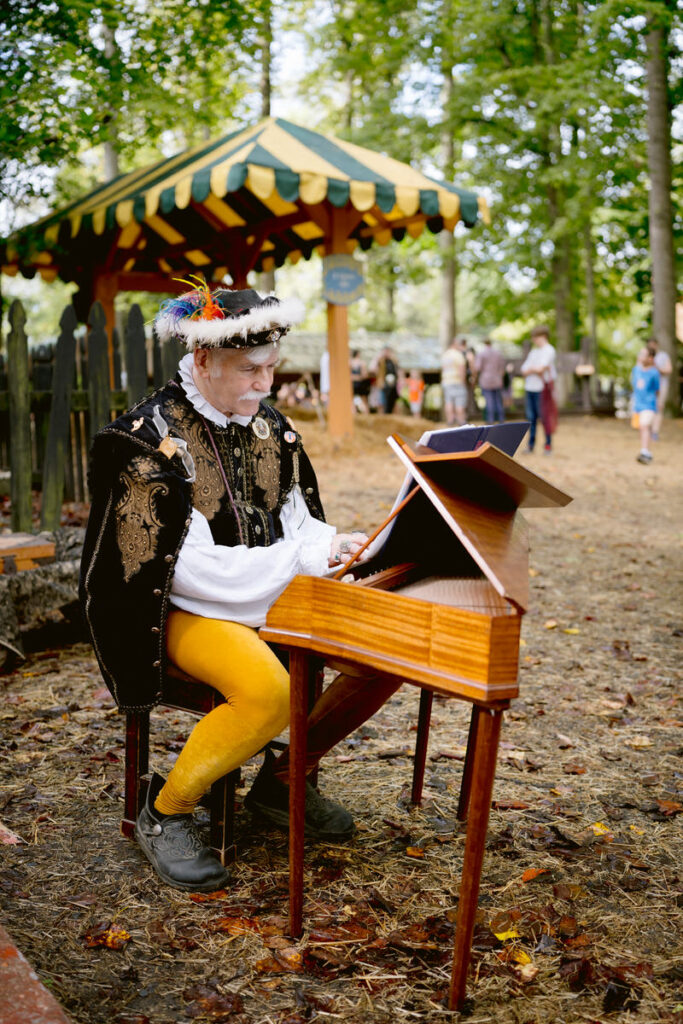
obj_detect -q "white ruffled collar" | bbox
[178,353,252,427]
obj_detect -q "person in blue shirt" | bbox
[631,347,660,464]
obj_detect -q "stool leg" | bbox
[210,769,239,866]
[457,705,480,822]
[122,710,149,838]
[449,707,503,1010]
[411,689,433,805]
[288,650,310,938]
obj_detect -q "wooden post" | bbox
[325,207,361,441]
[326,302,353,440]
[40,305,78,531]
[7,300,32,532]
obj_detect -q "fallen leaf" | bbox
[207,916,260,935]
[589,822,612,836]
[494,928,521,941]
[255,950,304,974]
[492,800,530,810]
[553,883,586,900]
[0,821,24,845]
[563,762,587,775]
[405,846,426,859]
[521,868,549,883]
[656,799,682,816]
[555,733,575,748]
[626,736,653,749]
[558,915,579,938]
[565,932,593,948]
[563,628,580,635]
[187,889,230,903]
[544,619,558,629]
[516,962,539,982]
[81,921,131,950]
[182,983,244,1016]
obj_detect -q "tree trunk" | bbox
[581,220,597,411]
[439,59,456,350]
[646,19,678,413]
[258,2,275,294]
[102,23,120,181]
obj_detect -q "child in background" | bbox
[630,347,660,464]
[406,369,425,417]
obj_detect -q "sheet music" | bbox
[361,421,529,561]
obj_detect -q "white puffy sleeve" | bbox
[170,486,336,628]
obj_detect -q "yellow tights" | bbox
[154,610,290,816]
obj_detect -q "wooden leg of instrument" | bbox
[449,707,503,1011]
[307,659,324,789]
[456,705,480,822]
[411,689,433,805]
[288,650,310,939]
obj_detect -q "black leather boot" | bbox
[134,773,231,892]
[244,748,354,839]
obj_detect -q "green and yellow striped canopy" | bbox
[1,117,489,285]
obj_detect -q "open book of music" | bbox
[358,420,530,564]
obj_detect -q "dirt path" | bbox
[1,414,681,1024]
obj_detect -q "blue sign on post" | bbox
[323,255,365,305]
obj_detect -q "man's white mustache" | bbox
[238,389,269,401]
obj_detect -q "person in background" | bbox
[474,338,506,424]
[405,369,425,417]
[646,337,672,440]
[319,349,330,406]
[440,337,468,426]
[372,346,399,414]
[520,325,557,453]
[631,346,660,464]
[350,348,371,414]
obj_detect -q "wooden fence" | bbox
[1,299,184,533]
[1,299,615,535]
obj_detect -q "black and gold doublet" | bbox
[79,378,325,712]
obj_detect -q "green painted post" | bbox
[40,305,78,531]
[7,300,32,532]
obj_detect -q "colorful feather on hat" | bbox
[158,276,226,326]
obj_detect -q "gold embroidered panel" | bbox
[163,398,225,521]
[116,455,169,581]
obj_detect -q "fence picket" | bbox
[87,301,111,438]
[7,300,32,531]
[40,305,78,530]
[125,304,148,406]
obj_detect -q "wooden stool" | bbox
[120,658,327,866]
[120,663,241,865]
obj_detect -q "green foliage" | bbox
[1,0,680,380]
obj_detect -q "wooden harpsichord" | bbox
[263,434,571,703]
[260,432,571,1011]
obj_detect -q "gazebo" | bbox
[1,117,488,437]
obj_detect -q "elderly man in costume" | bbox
[80,284,399,892]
